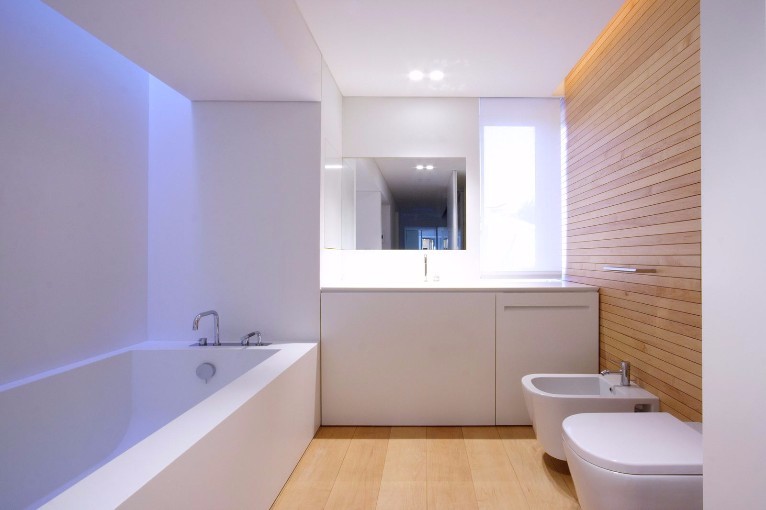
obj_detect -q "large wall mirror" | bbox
[324,157,466,250]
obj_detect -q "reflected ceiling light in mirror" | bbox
[428,70,444,81]
[416,164,424,170]
[408,70,425,81]
[425,164,435,170]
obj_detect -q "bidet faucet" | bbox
[193,310,220,346]
[600,360,631,386]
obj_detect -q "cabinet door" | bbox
[496,292,598,425]
[321,291,495,425]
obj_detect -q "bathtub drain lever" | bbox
[196,362,216,384]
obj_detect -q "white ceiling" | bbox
[42,0,323,101]
[375,157,465,208]
[42,0,623,100]
[295,0,625,97]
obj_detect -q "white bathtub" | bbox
[0,341,319,509]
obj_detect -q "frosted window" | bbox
[481,126,537,273]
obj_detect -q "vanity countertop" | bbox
[321,280,598,292]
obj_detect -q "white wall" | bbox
[353,157,396,250]
[148,82,321,344]
[701,0,766,507]
[320,60,350,261]
[323,164,344,249]
[0,1,149,385]
[355,191,382,250]
[323,97,480,283]
[321,61,344,249]
[381,203,393,250]
[355,158,395,207]
[340,162,356,249]
[320,61,343,160]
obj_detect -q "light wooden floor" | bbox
[271,426,579,510]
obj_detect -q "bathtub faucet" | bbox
[600,361,631,386]
[193,310,220,346]
[240,331,262,346]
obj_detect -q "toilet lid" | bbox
[562,413,702,475]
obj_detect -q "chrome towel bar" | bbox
[603,266,656,273]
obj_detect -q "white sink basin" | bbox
[522,373,660,460]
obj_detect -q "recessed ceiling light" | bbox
[416,164,424,170]
[324,164,343,169]
[429,70,445,81]
[426,164,435,170]
[408,70,425,81]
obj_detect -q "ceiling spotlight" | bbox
[425,164,434,170]
[324,164,343,169]
[416,164,424,170]
[408,70,425,81]
[429,70,445,81]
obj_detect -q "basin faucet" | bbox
[240,331,262,346]
[600,361,631,386]
[193,310,220,346]
[424,253,428,282]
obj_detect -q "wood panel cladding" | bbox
[563,0,701,421]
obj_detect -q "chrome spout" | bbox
[600,360,631,386]
[192,310,220,346]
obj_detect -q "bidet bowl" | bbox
[521,373,660,460]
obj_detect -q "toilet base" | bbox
[564,441,702,510]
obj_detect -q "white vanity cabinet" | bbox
[320,291,496,425]
[320,285,598,426]
[495,291,599,425]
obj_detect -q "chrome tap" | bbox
[600,360,631,386]
[193,310,220,346]
[424,253,428,282]
[240,331,262,346]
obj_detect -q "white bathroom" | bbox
[1,0,764,509]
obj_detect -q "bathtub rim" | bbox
[0,345,137,393]
[39,340,318,510]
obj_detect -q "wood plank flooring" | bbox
[272,427,579,510]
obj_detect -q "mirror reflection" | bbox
[324,157,466,250]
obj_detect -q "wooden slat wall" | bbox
[563,0,701,421]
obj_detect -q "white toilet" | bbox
[562,412,702,510]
